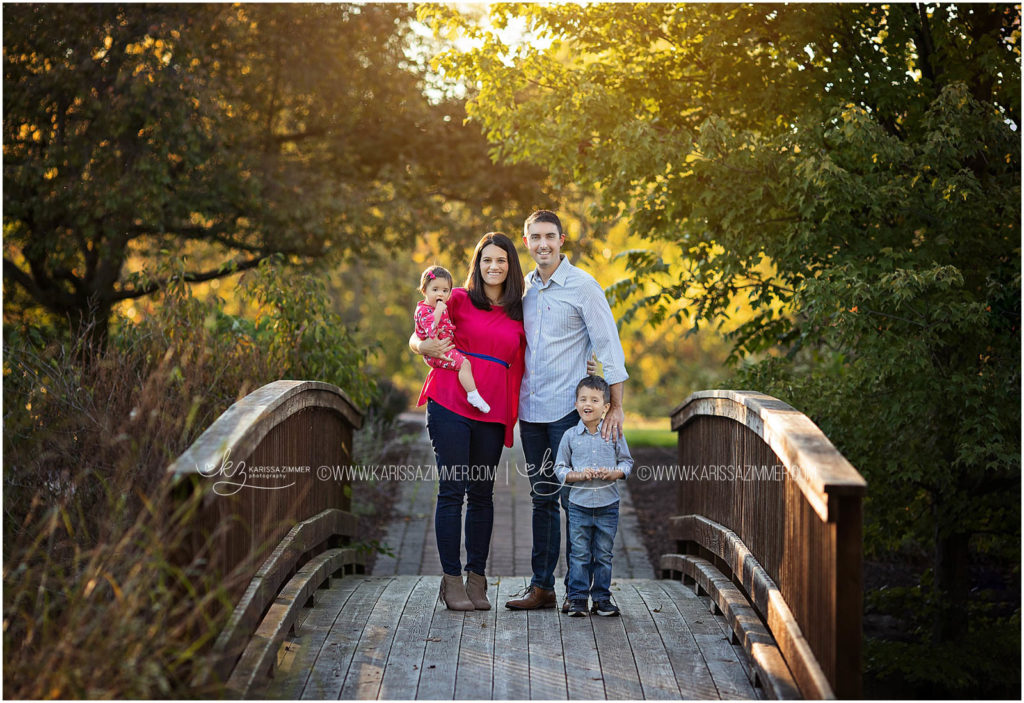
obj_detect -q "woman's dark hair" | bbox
[465,232,524,321]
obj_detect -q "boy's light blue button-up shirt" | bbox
[554,419,634,508]
[519,256,629,423]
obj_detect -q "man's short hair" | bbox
[575,374,610,404]
[524,209,563,237]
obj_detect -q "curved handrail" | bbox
[660,551,803,699]
[167,380,364,690]
[665,516,833,698]
[209,508,362,690]
[668,389,866,698]
[670,389,865,521]
[168,380,362,480]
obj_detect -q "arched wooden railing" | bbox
[662,390,866,699]
[166,380,363,687]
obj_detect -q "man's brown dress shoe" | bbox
[504,585,557,610]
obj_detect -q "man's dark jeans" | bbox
[520,409,579,591]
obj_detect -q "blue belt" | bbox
[456,348,510,369]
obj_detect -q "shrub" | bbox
[3,258,378,696]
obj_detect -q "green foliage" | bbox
[864,577,1021,697]
[3,4,550,340]
[236,256,376,408]
[425,1,1020,683]
[4,254,376,542]
[351,538,396,561]
[362,378,413,432]
[865,620,1021,698]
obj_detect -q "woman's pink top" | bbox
[417,287,526,447]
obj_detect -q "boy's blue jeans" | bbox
[566,501,619,602]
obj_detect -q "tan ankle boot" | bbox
[465,571,491,610]
[439,573,474,611]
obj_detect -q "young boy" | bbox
[553,375,634,617]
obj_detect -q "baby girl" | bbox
[414,266,490,413]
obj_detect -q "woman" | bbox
[410,232,526,610]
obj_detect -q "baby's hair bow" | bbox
[426,271,436,280]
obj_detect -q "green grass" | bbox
[623,428,677,448]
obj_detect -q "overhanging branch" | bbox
[110,255,270,302]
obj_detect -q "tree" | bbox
[3,4,549,346]
[425,2,1020,657]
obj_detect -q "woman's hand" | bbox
[418,336,455,359]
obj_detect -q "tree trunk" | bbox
[68,298,112,355]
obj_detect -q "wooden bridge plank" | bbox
[707,592,765,698]
[255,573,783,702]
[660,579,758,699]
[613,581,682,699]
[377,575,439,699]
[259,574,363,699]
[559,594,604,700]
[415,583,466,699]
[616,488,656,579]
[371,518,406,576]
[453,577,500,700]
[633,580,721,700]
[249,571,781,702]
[338,575,420,699]
[299,576,391,700]
[526,594,568,700]
[396,481,435,575]
[590,584,644,700]
[491,577,531,700]
[681,555,799,699]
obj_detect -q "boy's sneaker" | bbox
[591,600,620,617]
[568,599,589,617]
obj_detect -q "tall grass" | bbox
[3,477,246,698]
[3,261,377,697]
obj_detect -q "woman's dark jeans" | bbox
[426,399,505,576]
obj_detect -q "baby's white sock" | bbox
[467,389,491,413]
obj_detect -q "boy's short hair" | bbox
[575,374,610,404]
[420,265,453,292]
[524,209,563,237]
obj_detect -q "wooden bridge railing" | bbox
[166,379,363,687]
[663,390,866,699]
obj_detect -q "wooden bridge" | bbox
[167,381,866,699]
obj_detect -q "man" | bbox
[504,209,628,611]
